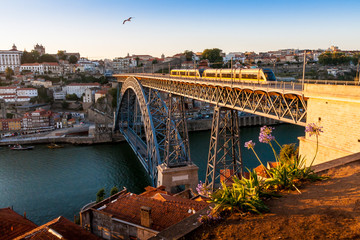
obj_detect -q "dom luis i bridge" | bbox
[113,69,360,192]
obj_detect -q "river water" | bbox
[0,124,304,225]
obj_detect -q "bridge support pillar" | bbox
[205,106,243,192]
[157,163,199,193]
[299,84,360,165]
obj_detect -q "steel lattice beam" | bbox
[205,107,243,192]
[116,76,307,126]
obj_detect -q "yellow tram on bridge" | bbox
[170,68,277,83]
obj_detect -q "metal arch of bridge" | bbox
[117,75,307,126]
[114,77,190,185]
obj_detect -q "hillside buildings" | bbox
[0,87,38,103]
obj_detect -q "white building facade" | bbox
[0,44,22,72]
[65,83,101,98]
[20,62,61,74]
[16,88,38,97]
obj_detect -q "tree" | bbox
[57,50,68,60]
[5,67,14,80]
[39,54,58,63]
[69,55,78,64]
[61,101,69,109]
[152,59,158,64]
[21,51,36,64]
[202,48,223,68]
[110,186,119,196]
[66,93,80,101]
[96,188,106,203]
[109,88,118,109]
[184,50,194,61]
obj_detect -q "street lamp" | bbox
[302,51,306,91]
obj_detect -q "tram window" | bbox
[235,74,239,78]
[221,74,228,78]
[207,73,216,78]
[189,72,195,76]
[180,72,186,76]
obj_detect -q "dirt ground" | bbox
[188,161,360,240]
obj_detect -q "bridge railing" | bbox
[300,79,360,86]
[122,73,303,93]
[117,73,360,94]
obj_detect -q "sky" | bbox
[1,0,359,59]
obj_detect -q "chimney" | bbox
[140,206,152,228]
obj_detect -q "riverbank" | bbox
[0,115,279,146]
[185,153,360,240]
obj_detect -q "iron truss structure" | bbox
[114,75,307,191]
[205,107,243,192]
[116,75,307,126]
[114,77,190,185]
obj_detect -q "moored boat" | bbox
[10,145,34,150]
[47,143,64,149]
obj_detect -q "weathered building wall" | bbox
[299,84,360,165]
[81,210,157,240]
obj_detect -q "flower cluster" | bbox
[244,140,256,149]
[305,123,324,137]
[196,181,210,197]
[198,208,222,223]
[259,126,275,143]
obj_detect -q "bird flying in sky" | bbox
[123,17,133,24]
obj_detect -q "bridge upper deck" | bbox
[115,73,304,95]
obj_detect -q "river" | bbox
[0,124,304,225]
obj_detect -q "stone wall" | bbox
[299,84,360,165]
[87,108,113,124]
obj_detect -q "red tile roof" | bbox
[102,191,208,231]
[0,208,37,240]
[21,63,41,66]
[14,216,101,240]
[254,164,270,178]
[0,118,21,122]
[0,87,17,89]
[68,83,101,87]
[139,186,170,198]
[17,88,36,91]
[95,90,107,95]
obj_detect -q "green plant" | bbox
[96,188,105,203]
[110,186,119,196]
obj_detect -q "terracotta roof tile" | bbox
[0,207,37,240]
[254,164,270,178]
[14,216,101,240]
[139,186,171,198]
[101,192,208,231]
[267,161,279,169]
[68,83,100,87]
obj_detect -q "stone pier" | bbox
[157,163,199,193]
[299,84,360,166]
